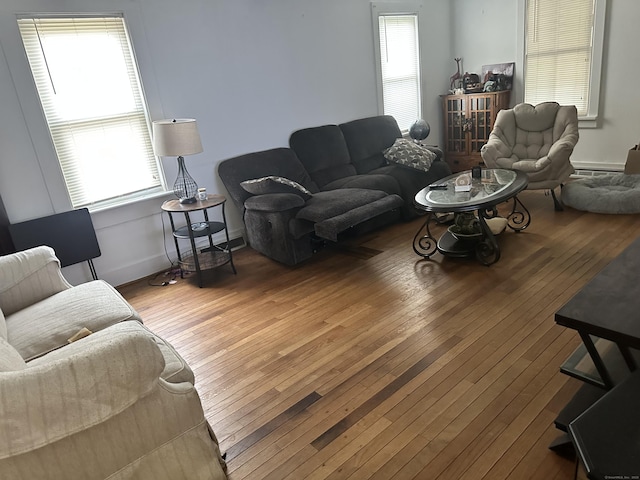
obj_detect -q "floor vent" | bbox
[572,169,619,178]
[224,236,246,251]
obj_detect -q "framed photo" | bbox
[481,62,515,91]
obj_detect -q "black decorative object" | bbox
[409,119,430,142]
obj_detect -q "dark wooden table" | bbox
[552,235,640,467]
[555,235,640,389]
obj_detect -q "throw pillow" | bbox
[241,176,312,200]
[383,138,437,172]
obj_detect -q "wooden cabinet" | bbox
[441,90,510,173]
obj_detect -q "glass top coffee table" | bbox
[413,168,531,265]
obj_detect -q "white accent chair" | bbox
[481,102,579,210]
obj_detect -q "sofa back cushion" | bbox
[0,336,26,371]
[289,125,356,189]
[218,147,318,213]
[340,115,402,174]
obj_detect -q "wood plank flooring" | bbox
[119,190,640,479]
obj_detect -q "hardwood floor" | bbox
[119,190,640,479]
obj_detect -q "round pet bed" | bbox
[562,174,640,214]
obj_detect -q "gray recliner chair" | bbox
[480,102,579,210]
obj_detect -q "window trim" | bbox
[16,14,165,211]
[0,4,167,214]
[517,0,607,129]
[371,1,423,133]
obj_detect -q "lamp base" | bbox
[173,155,199,204]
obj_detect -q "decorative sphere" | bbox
[409,119,430,141]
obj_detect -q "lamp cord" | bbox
[147,210,180,287]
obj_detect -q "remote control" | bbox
[429,184,447,190]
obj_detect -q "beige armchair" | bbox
[481,102,579,210]
[0,246,227,479]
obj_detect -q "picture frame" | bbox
[481,62,515,91]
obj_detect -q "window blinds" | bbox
[17,16,161,210]
[378,14,421,131]
[524,0,595,116]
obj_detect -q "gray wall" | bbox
[0,0,451,285]
[0,0,636,286]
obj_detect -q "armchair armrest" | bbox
[0,246,72,315]
[548,136,578,162]
[481,128,513,168]
[0,324,165,459]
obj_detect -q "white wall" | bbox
[451,0,640,171]
[0,0,451,286]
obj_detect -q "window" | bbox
[523,0,606,123]
[17,15,163,210]
[372,4,421,132]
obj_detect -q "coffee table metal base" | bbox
[413,195,530,266]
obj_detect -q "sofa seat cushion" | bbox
[322,174,401,196]
[6,280,142,362]
[28,321,195,384]
[244,193,306,213]
[296,189,388,223]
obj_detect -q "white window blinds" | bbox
[524,0,595,116]
[378,14,421,132]
[17,16,162,210]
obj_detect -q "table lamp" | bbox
[152,118,203,204]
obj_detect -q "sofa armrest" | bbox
[0,246,72,316]
[0,324,164,459]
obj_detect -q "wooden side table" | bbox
[161,194,236,287]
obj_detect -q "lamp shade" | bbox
[152,118,203,157]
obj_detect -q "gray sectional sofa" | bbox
[218,115,451,265]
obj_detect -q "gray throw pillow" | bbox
[240,176,313,200]
[383,138,437,172]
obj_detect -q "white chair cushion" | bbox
[28,321,195,385]
[6,280,141,362]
